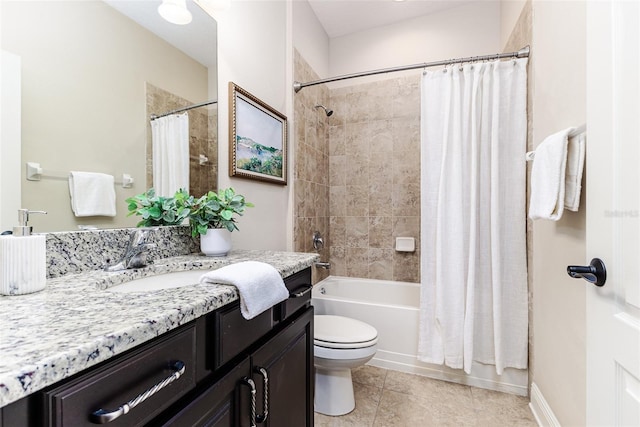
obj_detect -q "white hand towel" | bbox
[528,127,574,221]
[68,171,117,217]
[564,133,585,211]
[200,261,289,320]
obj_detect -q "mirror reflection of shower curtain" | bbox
[151,112,189,197]
[418,58,528,375]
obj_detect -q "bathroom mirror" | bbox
[1,0,217,232]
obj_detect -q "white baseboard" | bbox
[529,382,561,427]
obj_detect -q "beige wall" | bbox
[329,1,501,87]
[530,1,587,425]
[216,1,290,251]
[501,1,528,49]
[1,1,209,232]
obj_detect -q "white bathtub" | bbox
[312,276,528,396]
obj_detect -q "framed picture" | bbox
[229,82,287,185]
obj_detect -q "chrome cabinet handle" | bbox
[289,284,312,298]
[241,377,257,427]
[89,360,186,424]
[255,367,269,423]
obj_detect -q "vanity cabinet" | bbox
[155,306,314,426]
[0,267,314,427]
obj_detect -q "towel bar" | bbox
[26,162,134,188]
[525,124,586,161]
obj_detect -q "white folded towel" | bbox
[564,133,585,211]
[200,261,289,320]
[68,171,117,217]
[528,127,574,220]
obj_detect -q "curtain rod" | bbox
[293,46,530,93]
[150,99,217,121]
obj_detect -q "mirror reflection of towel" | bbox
[68,171,116,217]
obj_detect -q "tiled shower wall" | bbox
[146,83,218,197]
[294,53,422,283]
[328,77,421,283]
[293,50,330,283]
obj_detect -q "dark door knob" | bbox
[567,258,607,287]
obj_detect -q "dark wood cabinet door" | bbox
[152,358,250,427]
[251,307,314,427]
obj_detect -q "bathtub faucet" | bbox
[315,262,331,270]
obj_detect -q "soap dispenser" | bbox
[0,209,47,295]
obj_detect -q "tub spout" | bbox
[315,262,331,270]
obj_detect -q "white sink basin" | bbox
[108,270,208,293]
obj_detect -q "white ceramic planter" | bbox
[200,228,232,257]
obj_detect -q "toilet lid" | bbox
[314,315,378,349]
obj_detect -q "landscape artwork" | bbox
[229,82,287,184]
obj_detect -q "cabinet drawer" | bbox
[44,325,196,427]
[213,303,272,369]
[281,268,312,322]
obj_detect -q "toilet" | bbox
[314,315,378,416]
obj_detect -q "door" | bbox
[251,306,314,427]
[586,1,640,425]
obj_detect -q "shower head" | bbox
[314,104,333,117]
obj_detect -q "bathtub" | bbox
[312,276,528,396]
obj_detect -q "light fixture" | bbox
[158,0,193,25]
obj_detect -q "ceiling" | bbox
[307,0,479,38]
[103,0,217,67]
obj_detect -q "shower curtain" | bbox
[418,58,528,375]
[151,112,190,197]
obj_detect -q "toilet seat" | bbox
[314,315,378,349]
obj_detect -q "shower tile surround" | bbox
[293,50,331,283]
[294,51,421,283]
[145,83,218,197]
[0,226,318,407]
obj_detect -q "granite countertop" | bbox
[0,250,319,408]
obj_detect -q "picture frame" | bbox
[229,82,287,185]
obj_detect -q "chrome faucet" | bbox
[105,229,157,271]
[314,262,331,270]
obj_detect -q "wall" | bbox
[323,2,501,281]
[0,51,21,232]
[293,50,330,283]
[529,1,587,425]
[216,1,289,251]
[327,75,421,282]
[1,1,209,232]
[293,0,330,79]
[501,0,528,50]
[329,1,501,86]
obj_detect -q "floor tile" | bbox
[314,382,382,427]
[352,365,388,388]
[383,370,474,409]
[314,366,537,427]
[471,388,537,427]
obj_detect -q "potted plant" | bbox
[126,188,191,226]
[189,187,254,256]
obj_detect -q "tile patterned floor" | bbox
[314,366,538,427]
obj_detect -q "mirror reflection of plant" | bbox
[189,188,254,237]
[126,188,192,227]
